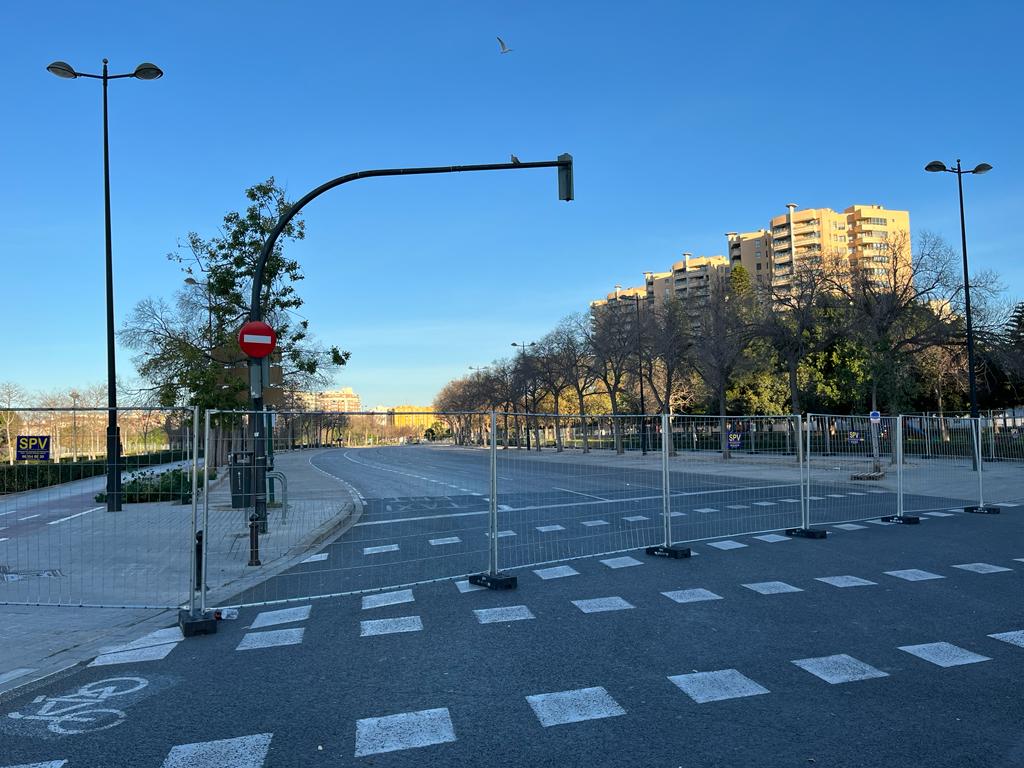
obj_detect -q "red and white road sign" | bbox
[237,321,277,358]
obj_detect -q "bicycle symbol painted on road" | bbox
[7,676,148,735]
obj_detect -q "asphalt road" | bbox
[229,445,977,605]
[1,489,1021,767]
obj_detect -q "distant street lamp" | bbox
[48,58,163,511]
[70,390,80,463]
[512,342,537,450]
[633,294,648,455]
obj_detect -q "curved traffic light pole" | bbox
[245,156,573,527]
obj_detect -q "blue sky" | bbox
[3,0,1021,407]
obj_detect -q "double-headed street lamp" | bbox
[512,341,537,450]
[48,58,163,511]
[924,159,992,420]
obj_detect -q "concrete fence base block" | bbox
[965,505,1001,515]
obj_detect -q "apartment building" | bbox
[765,203,910,291]
[590,254,729,317]
[296,387,362,412]
[726,230,771,287]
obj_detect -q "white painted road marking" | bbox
[89,643,178,667]
[743,581,803,595]
[484,530,516,538]
[885,569,944,581]
[572,596,635,613]
[816,575,877,588]
[161,733,272,768]
[662,588,723,604]
[600,556,643,569]
[354,707,456,756]
[0,761,68,768]
[474,605,535,624]
[526,687,626,727]
[47,507,103,526]
[17,515,39,521]
[988,630,1024,648]
[362,589,414,610]
[953,562,1013,574]
[669,669,769,703]
[553,487,609,501]
[360,616,423,637]
[0,668,36,686]
[693,508,717,514]
[581,520,609,527]
[533,565,579,580]
[429,536,461,545]
[834,523,868,530]
[454,579,486,593]
[898,642,991,667]
[251,605,311,629]
[753,534,791,543]
[622,515,649,522]
[363,544,400,555]
[536,525,565,532]
[752,501,776,507]
[235,628,305,651]
[792,654,889,684]
[301,553,328,563]
[706,540,747,551]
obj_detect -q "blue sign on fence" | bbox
[16,435,51,461]
[728,432,742,449]
[847,430,862,445]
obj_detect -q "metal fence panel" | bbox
[0,407,197,608]
[201,411,491,607]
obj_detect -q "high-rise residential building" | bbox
[726,230,771,288]
[590,254,729,316]
[297,387,362,412]
[764,203,910,291]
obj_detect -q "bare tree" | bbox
[689,269,754,458]
[0,382,27,465]
[555,315,599,452]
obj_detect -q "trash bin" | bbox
[230,450,254,509]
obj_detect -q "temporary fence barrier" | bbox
[0,407,198,608]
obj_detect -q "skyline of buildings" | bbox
[593,202,911,313]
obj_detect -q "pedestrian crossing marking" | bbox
[526,687,626,727]
[360,616,423,637]
[473,606,535,624]
[354,708,456,756]
[362,589,414,610]
[236,628,305,651]
[250,605,311,629]
[792,654,889,684]
[898,642,991,668]
[161,733,272,768]
[669,669,769,703]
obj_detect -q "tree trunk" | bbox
[576,390,590,453]
[554,404,563,452]
[788,357,801,414]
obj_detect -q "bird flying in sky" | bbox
[497,36,512,54]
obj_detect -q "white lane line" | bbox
[354,707,456,756]
[362,589,414,610]
[572,597,635,613]
[89,642,179,667]
[898,642,991,667]
[816,575,877,588]
[553,487,610,501]
[236,628,305,651]
[251,605,311,628]
[17,515,40,521]
[47,507,103,525]
[363,544,400,555]
[600,556,643,569]
[162,733,273,768]
[792,654,889,684]
[302,553,329,563]
[0,509,20,517]
[526,687,626,727]
[953,562,1013,574]
[706,540,747,551]
[355,510,487,527]
[0,538,9,543]
[474,605,535,624]
[885,569,944,581]
[743,581,803,595]
[988,630,1024,648]
[662,588,722,604]
[669,669,769,703]
[429,536,461,546]
[0,667,37,686]
[533,565,579,580]
[360,616,423,637]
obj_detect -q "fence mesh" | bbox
[0,407,197,608]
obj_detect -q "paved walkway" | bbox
[0,448,358,696]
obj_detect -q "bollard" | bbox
[194,531,203,589]
[248,513,262,566]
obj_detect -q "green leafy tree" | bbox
[121,179,349,408]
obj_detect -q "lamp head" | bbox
[971,163,993,175]
[132,62,163,80]
[925,161,947,173]
[46,61,78,79]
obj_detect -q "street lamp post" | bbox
[925,158,998,513]
[512,342,537,450]
[70,390,79,463]
[48,58,163,511]
[633,294,647,456]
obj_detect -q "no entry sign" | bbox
[238,321,277,358]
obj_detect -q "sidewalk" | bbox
[0,448,359,696]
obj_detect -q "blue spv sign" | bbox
[728,432,742,449]
[16,435,51,461]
